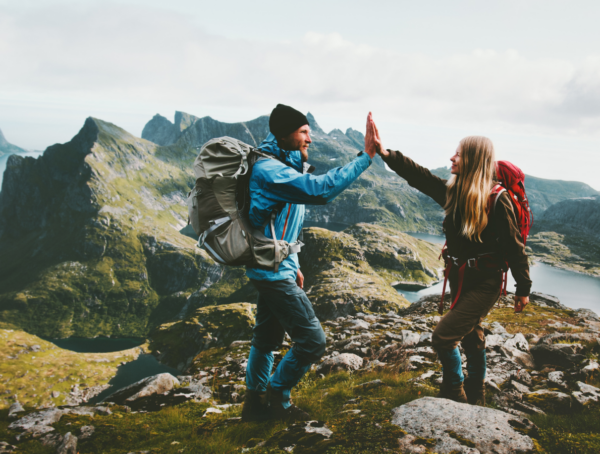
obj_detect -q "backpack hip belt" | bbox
[438,249,508,315]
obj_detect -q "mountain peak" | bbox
[307,112,325,134]
[174,111,200,132]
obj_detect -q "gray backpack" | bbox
[187,136,303,272]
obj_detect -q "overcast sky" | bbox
[1,0,599,188]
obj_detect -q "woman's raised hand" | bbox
[365,112,389,158]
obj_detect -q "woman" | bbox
[365,113,531,405]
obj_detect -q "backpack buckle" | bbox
[467,258,477,268]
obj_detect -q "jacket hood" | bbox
[257,133,303,172]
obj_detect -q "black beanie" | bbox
[269,104,309,139]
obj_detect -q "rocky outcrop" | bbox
[299,226,410,319]
[0,118,231,338]
[150,302,255,370]
[105,373,180,404]
[392,397,537,453]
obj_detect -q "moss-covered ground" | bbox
[0,329,142,410]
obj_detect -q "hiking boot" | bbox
[436,381,468,404]
[464,378,486,406]
[266,384,310,422]
[241,390,269,422]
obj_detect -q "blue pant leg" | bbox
[246,281,286,392]
[270,349,311,408]
[438,347,465,386]
[245,346,274,392]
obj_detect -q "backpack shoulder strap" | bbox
[491,184,507,215]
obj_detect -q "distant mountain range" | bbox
[1,111,599,339]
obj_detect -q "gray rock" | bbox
[500,346,536,369]
[401,330,421,347]
[485,334,505,349]
[503,333,529,352]
[530,343,586,369]
[509,380,531,394]
[104,373,180,404]
[347,319,370,331]
[490,322,508,335]
[510,370,533,386]
[7,402,24,419]
[513,401,546,416]
[391,397,536,453]
[572,381,600,407]
[547,371,567,389]
[353,379,385,391]
[417,332,432,346]
[0,441,17,453]
[525,390,572,414]
[529,292,566,309]
[580,359,600,377]
[56,432,77,454]
[537,332,597,345]
[175,382,212,401]
[574,308,600,321]
[79,425,95,439]
[316,353,363,375]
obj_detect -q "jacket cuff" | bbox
[515,285,531,298]
[357,151,373,165]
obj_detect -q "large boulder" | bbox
[150,302,255,370]
[392,397,537,453]
[572,382,600,408]
[530,343,586,369]
[105,373,180,404]
[524,390,572,414]
[316,353,363,375]
[299,227,410,319]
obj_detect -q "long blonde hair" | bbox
[444,136,496,242]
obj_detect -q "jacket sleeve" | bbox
[382,150,448,207]
[494,193,532,297]
[257,152,372,205]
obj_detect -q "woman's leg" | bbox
[432,274,500,403]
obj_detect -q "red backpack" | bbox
[489,160,533,245]
[438,160,533,314]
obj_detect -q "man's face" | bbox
[279,125,312,161]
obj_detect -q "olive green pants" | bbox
[432,268,502,352]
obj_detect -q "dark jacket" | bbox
[383,150,531,297]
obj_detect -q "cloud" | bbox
[1,3,600,138]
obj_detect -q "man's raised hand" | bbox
[365,112,389,158]
[364,112,378,159]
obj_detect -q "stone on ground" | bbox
[316,353,363,375]
[105,373,180,404]
[391,397,537,454]
[56,432,77,454]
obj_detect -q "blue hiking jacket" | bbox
[246,133,372,282]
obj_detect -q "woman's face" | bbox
[450,144,461,175]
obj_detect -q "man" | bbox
[242,104,377,422]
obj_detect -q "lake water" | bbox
[46,337,180,403]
